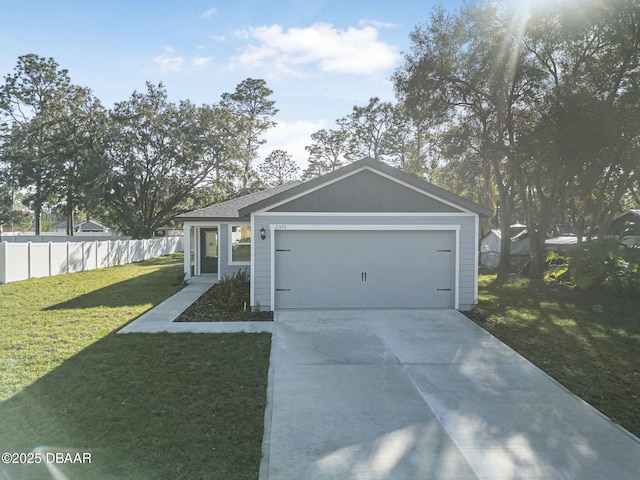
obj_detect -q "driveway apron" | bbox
[260,309,640,480]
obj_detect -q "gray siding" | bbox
[252,214,477,311]
[270,170,462,213]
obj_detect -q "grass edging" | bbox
[466,272,640,438]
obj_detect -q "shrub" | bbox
[546,240,640,298]
[211,269,250,312]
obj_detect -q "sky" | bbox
[0,0,466,170]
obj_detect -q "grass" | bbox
[0,254,271,480]
[466,272,640,438]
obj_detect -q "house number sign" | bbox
[274,224,287,230]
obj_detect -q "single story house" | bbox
[176,157,492,311]
[50,219,114,234]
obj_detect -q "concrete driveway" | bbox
[259,309,640,480]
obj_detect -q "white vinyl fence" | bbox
[0,237,183,284]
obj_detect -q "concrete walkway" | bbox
[260,309,640,480]
[117,276,272,334]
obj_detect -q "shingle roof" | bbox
[176,181,302,221]
[176,157,493,222]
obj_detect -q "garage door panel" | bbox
[275,230,455,309]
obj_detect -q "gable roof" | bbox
[177,157,493,222]
[239,157,493,217]
[176,181,302,221]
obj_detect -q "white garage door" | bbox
[274,230,455,309]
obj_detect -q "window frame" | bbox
[228,223,252,265]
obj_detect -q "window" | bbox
[230,225,251,263]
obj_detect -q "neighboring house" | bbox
[607,210,640,247]
[176,157,492,311]
[480,228,580,269]
[607,209,640,236]
[50,219,114,234]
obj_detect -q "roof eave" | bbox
[175,215,250,223]
[239,157,494,217]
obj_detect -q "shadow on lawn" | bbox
[469,275,640,437]
[0,332,270,480]
[43,261,183,311]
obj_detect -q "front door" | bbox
[200,228,218,274]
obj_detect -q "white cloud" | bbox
[258,119,326,170]
[201,7,217,18]
[232,23,400,76]
[192,56,213,67]
[358,18,397,29]
[153,54,184,73]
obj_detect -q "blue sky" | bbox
[1,0,466,168]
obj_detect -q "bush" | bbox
[211,269,250,312]
[546,240,640,298]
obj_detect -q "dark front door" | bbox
[200,228,218,274]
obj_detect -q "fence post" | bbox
[49,242,53,277]
[27,242,32,279]
[0,241,6,284]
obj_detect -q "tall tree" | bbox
[50,86,106,235]
[338,97,396,162]
[395,1,640,276]
[520,0,640,250]
[303,128,352,179]
[259,149,300,186]
[383,103,432,176]
[101,83,235,238]
[221,78,277,192]
[394,4,535,271]
[0,55,78,234]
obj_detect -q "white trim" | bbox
[194,224,220,278]
[257,166,475,215]
[183,222,192,281]
[258,211,476,217]
[228,222,251,266]
[455,228,460,309]
[269,224,460,231]
[270,227,276,311]
[250,215,255,307]
[270,224,460,310]
[474,215,479,305]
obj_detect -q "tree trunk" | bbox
[66,208,74,237]
[496,184,512,272]
[528,229,546,278]
[34,203,42,235]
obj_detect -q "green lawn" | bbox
[467,272,640,438]
[0,254,271,480]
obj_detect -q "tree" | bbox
[259,149,299,186]
[394,4,533,271]
[338,97,396,162]
[520,0,640,250]
[0,182,32,231]
[50,86,106,235]
[100,83,235,238]
[0,54,105,235]
[383,103,433,176]
[221,78,278,192]
[395,1,640,277]
[0,55,73,234]
[303,128,352,179]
